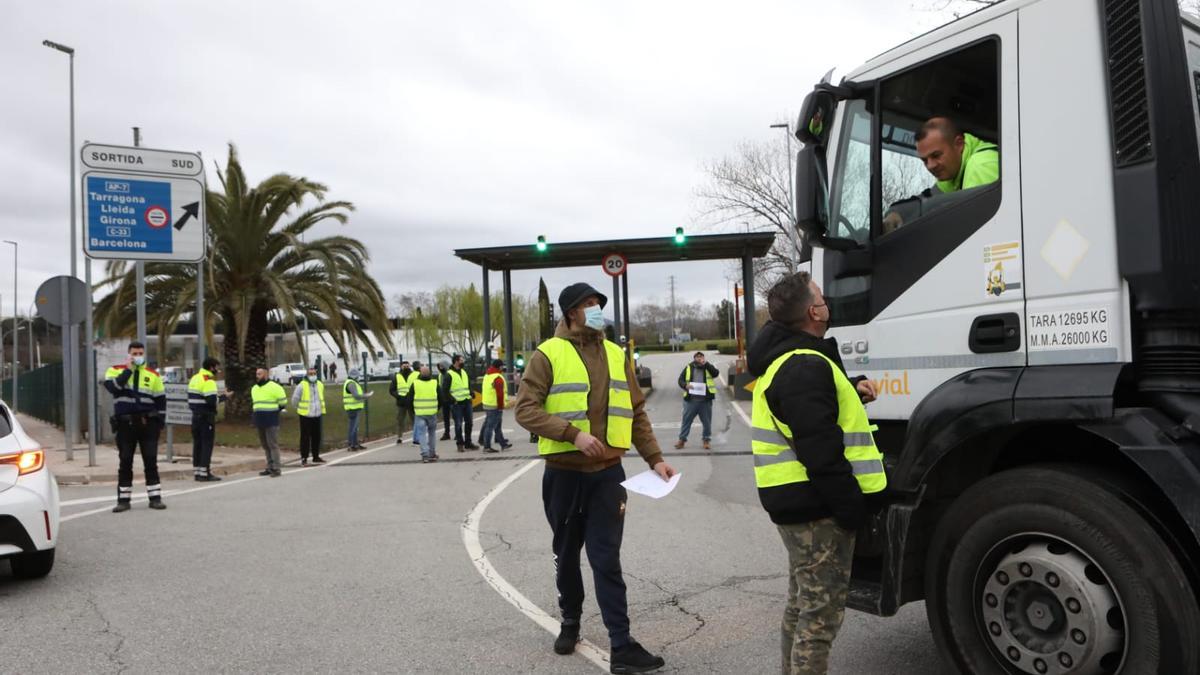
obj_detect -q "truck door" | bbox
[820,16,1022,421]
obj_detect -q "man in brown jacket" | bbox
[515,282,676,675]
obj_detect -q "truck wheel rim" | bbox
[977,535,1126,675]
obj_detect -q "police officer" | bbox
[514,282,674,673]
[746,272,886,674]
[104,341,167,512]
[188,357,232,481]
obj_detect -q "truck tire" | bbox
[9,548,55,579]
[924,466,1199,675]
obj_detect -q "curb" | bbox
[54,456,267,486]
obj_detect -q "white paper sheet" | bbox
[687,382,707,396]
[621,469,682,499]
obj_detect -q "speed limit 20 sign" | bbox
[602,252,628,277]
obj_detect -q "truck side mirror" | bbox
[795,145,825,240]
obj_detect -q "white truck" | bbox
[791,0,1200,672]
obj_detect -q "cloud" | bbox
[1,0,933,322]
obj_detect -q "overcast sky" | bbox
[1,0,950,322]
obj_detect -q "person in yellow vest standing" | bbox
[410,364,441,463]
[290,366,326,466]
[444,354,478,452]
[480,358,513,453]
[747,272,886,675]
[187,357,233,482]
[344,367,373,451]
[674,352,719,450]
[388,360,417,444]
[251,367,287,477]
[515,282,676,674]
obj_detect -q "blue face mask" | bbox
[584,305,606,331]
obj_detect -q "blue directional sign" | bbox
[80,142,206,262]
[85,176,174,254]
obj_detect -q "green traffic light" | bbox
[674,227,685,244]
[536,235,547,252]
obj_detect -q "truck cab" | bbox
[792,0,1200,672]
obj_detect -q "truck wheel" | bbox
[9,548,55,579]
[925,466,1199,675]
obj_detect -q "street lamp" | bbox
[3,240,16,413]
[42,38,79,456]
[769,122,800,272]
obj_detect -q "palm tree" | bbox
[94,144,394,418]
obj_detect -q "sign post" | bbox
[601,253,627,342]
[163,382,191,463]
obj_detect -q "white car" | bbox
[0,401,58,579]
[270,362,307,385]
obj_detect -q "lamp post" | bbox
[769,122,800,272]
[43,39,79,454]
[3,240,16,413]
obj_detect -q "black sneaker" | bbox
[554,623,580,655]
[609,642,664,674]
[482,447,499,454]
[148,500,167,510]
[395,437,403,445]
[500,442,513,450]
[270,471,282,477]
[311,457,326,464]
[440,433,451,441]
[464,443,479,450]
[206,473,223,481]
[301,459,308,466]
[348,446,359,452]
[259,469,272,476]
[112,502,131,513]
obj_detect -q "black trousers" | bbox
[441,402,452,437]
[191,412,215,473]
[452,400,473,444]
[542,463,631,648]
[299,416,323,460]
[116,415,162,502]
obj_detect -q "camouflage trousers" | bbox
[777,518,856,675]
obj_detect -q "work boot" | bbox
[554,623,580,655]
[206,473,223,481]
[259,469,273,476]
[674,439,686,449]
[703,440,711,450]
[609,641,664,674]
[112,502,131,513]
[148,499,167,510]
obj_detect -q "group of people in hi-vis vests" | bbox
[511,276,885,675]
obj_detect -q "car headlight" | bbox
[0,450,45,475]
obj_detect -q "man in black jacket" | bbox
[675,352,720,450]
[747,271,882,674]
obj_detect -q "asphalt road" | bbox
[0,352,945,674]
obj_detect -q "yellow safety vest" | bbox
[297,380,326,416]
[251,381,287,412]
[683,364,717,397]
[481,372,505,410]
[412,378,440,416]
[343,380,365,411]
[447,369,471,402]
[751,349,886,494]
[395,370,417,396]
[187,368,220,413]
[536,337,633,455]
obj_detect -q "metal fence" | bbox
[2,362,64,427]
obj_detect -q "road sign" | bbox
[602,252,628,277]
[80,142,206,262]
[164,383,191,425]
[34,275,88,326]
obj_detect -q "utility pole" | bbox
[668,275,677,351]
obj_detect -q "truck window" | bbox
[828,99,873,244]
[877,38,1001,236]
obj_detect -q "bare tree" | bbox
[696,136,800,291]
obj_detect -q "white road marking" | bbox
[461,459,610,672]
